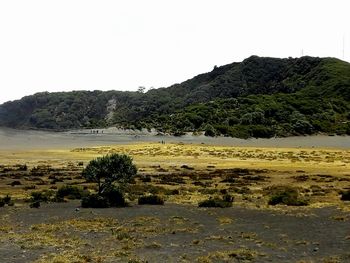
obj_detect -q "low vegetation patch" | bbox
[30,190,54,203]
[0,195,13,207]
[82,187,127,208]
[138,195,164,205]
[341,190,350,201]
[29,201,40,208]
[198,195,234,208]
[81,194,109,208]
[267,186,308,206]
[56,185,88,200]
[9,180,21,186]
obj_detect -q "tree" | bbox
[137,86,146,93]
[204,124,216,137]
[82,154,137,194]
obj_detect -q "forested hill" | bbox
[1,56,350,138]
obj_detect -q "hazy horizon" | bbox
[1,0,349,104]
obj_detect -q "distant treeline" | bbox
[0,56,349,138]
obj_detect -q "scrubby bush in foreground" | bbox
[55,185,88,200]
[138,195,164,205]
[103,187,126,207]
[3,195,11,204]
[81,194,109,208]
[198,195,234,208]
[28,190,55,208]
[268,186,308,206]
[29,201,40,208]
[82,187,127,208]
[341,190,350,201]
[0,195,13,207]
[30,190,54,203]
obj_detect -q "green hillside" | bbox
[0,56,349,138]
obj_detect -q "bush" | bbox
[24,185,36,190]
[140,175,151,182]
[250,125,274,138]
[198,198,232,208]
[341,190,350,201]
[17,164,28,171]
[30,190,55,203]
[103,187,126,207]
[56,185,88,200]
[221,175,237,183]
[204,124,216,137]
[3,195,11,204]
[165,189,179,195]
[29,201,40,208]
[10,181,21,186]
[138,195,164,205]
[81,188,127,208]
[292,119,314,134]
[223,194,234,203]
[268,186,308,206]
[198,195,233,208]
[0,195,15,207]
[30,191,48,202]
[81,194,109,208]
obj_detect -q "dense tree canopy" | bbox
[0,56,349,138]
[82,154,137,194]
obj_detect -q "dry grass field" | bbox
[1,142,350,262]
[1,142,350,208]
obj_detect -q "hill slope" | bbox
[0,56,349,137]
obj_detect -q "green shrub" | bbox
[81,194,109,208]
[10,181,21,186]
[81,188,127,208]
[140,175,151,182]
[103,188,126,207]
[204,124,216,137]
[221,175,238,183]
[23,185,36,190]
[250,125,274,138]
[268,186,308,206]
[198,195,233,208]
[29,201,40,208]
[17,164,28,171]
[198,198,232,208]
[138,195,164,205]
[56,185,88,200]
[30,190,54,203]
[222,194,234,203]
[0,199,5,207]
[165,189,179,195]
[341,190,350,201]
[3,195,11,204]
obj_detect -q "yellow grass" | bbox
[1,142,350,208]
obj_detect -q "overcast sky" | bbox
[0,0,349,104]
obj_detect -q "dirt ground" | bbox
[0,201,350,263]
[1,142,350,262]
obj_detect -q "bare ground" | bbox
[0,201,350,263]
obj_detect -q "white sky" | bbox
[0,0,349,104]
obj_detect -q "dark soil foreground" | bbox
[0,202,350,263]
